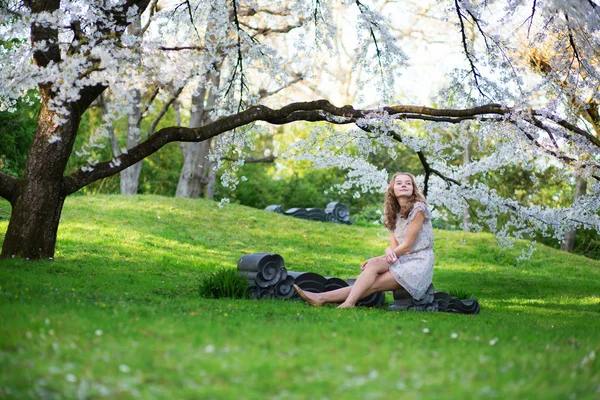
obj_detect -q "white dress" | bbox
[388,202,435,300]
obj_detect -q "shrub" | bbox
[352,204,383,226]
[198,268,249,299]
[447,288,473,300]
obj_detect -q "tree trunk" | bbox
[1,101,80,259]
[204,160,217,199]
[176,87,210,198]
[462,143,471,232]
[176,75,220,198]
[120,88,143,195]
[561,177,587,253]
[176,141,211,198]
[176,37,222,198]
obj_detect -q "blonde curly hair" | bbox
[383,172,427,231]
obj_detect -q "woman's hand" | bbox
[385,247,398,265]
[360,257,377,270]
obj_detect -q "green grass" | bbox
[0,195,599,399]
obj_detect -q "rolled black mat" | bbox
[325,202,350,224]
[325,277,349,291]
[258,287,275,299]
[357,292,386,308]
[288,271,327,293]
[247,285,260,300]
[274,276,295,299]
[433,292,480,314]
[239,271,258,282]
[237,253,265,272]
[238,253,286,288]
[284,208,309,219]
[388,285,480,314]
[306,208,328,222]
[412,284,435,306]
[265,205,284,213]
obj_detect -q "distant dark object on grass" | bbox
[199,268,249,299]
[265,201,351,224]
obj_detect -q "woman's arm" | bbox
[384,231,400,264]
[389,231,400,248]
[391,211,425,257]
[366,212,425,268]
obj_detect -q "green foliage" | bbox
[352,204,384,226]
[198,268,249,299]
[0,94,39,178]
[446,287,473,300]
[66,98,183,196]
[1,195,600,398]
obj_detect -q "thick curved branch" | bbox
[62,100,506,194]
[0,173,18,204]
[62,99,598,194]
[221,155,275,164]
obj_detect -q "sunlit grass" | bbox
[0,195,599,399]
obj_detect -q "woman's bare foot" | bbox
[336,302,356,309]
[294,284,324,306]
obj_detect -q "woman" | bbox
[294,172,434,308]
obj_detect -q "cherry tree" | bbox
[0,0,599,260]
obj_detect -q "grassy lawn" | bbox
[0,195,599,399]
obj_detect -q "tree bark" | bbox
[176,70,220,198]
[120,88,143,195]
[0,0,149,260]
[1,100,80,259]
[176,88,209,198]
[205,160,217,199]
[176,141,210,198]
[462,143,471,232]
[561,177,587,252]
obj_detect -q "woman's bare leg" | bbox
[294,285,353,306]
[338,257,392,308]
[294,260,402,307]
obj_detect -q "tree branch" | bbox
[564,14,583,69]
[524,0,537,38]
[137,87,160,126]
[159,45,207,51]
[226,0,248,111]
[62,99,599,194]
[258,75,303,98]
[148,86,185,135]
[238,20,303,37]
[221,155,275,163]
[141,0,158,35]
[541,114,600,148]
[61,100,503,194]
[453,0,487,98]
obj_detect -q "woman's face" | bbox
[393,175,413,199]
